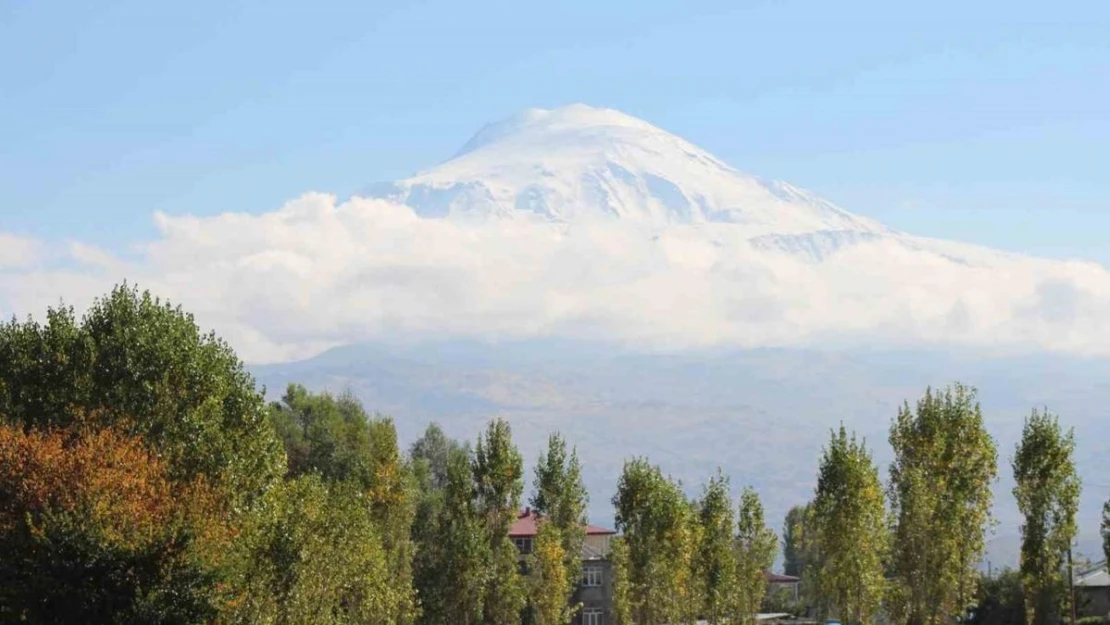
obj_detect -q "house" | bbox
[1076,560,1110,618]
[510,508,617,625]
[765,571,801,602]
[509,509,803,625]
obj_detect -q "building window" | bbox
[513,537,533,554]
[582,566,603,587]
[582,608,603,625]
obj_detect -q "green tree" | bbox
[612,458,699,625]
[415,445,488,625]
[1103,501,1110,566]
[0,284,284,499]
[528,520,574,625]
[782,503,814,578]
[0,421,224,625]
[695,470,738,624]
[888,384,998,625]
[366,416,419,625]
[223,475,397,625]
[968,569,1025,625]
[810,425,888,625]
[267,384,374,484]
[269,385,418,622]
[410,422,463,492]
[409,425,470,625]
[530,432,589,618]
[473,418,527,625]
[1012,408,1081,625]
[734,488,778,625]
[610,536,633,625]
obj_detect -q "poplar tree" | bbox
[734,488,777,625]
[695,470,738,624]
[530,432,589,612]
[410,425,468,625]
[474,418,526,625]
[811,425,888,625]
[888,384,998,625]
[782,503,814,578]
[528,520,574,625]
[1103,501,1110,566]
[610,536,633,625]
[269,387,419,622]
[424,446,488,625]
[1012,408,1080,625]
[366,416,419,625]
[612,458,699,625]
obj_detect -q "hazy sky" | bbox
[3,0,1108,264]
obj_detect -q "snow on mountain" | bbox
[359,104,1056,271]
[362,104,890,238]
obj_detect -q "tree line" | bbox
[1,284,1108,625]
[782,389,1103,625]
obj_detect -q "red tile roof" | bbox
[764,571,800,583]
[508,508,616,537]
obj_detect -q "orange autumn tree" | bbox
[0,419,228,624]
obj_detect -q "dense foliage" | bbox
[612,458,700,625]
[0,421,225,624]
[888,384,998,625]
[782,503,814,578]
[2,284,1106,625]
[694,472,738,624]
[529,433,589,624]
[1012,408,1080,625]
[0,284,284,499]
[968,569,1024,625]
[733,488,777,625]
[223,476,397,624]
[810,426,887,625]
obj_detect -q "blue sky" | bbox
[2,0,1108,264]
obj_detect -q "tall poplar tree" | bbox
[1012,408,1080,625]
[410,424,469,625]
[811,425,888,625]
[610,536,633,625]
[782,503,814,578]
[474,418,526,625]
[888,384,998,625]
[366,416,419,625]
[734,488,777,625]
[530,431,589,614]
[422,446,488,625]
[528,520,574,625]
[612,458,699,625]
[269,386,419,622]
[695,471,738,624]
[1103,501,1110,566]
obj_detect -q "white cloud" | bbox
[0,232,43,269]
[2,194,1110,364]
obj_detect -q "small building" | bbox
[765,571,802,602]
[1076,561,1110,618]
[510,508,618,625]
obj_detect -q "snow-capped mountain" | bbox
[359,104,1032,267]
[347,104,1110,357]
[362,104,889,236]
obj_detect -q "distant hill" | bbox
[253,340,1110,568]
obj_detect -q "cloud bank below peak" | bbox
[1,189,1108,365]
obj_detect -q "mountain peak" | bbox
[453,104,657,158]
[361,105,888,235]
